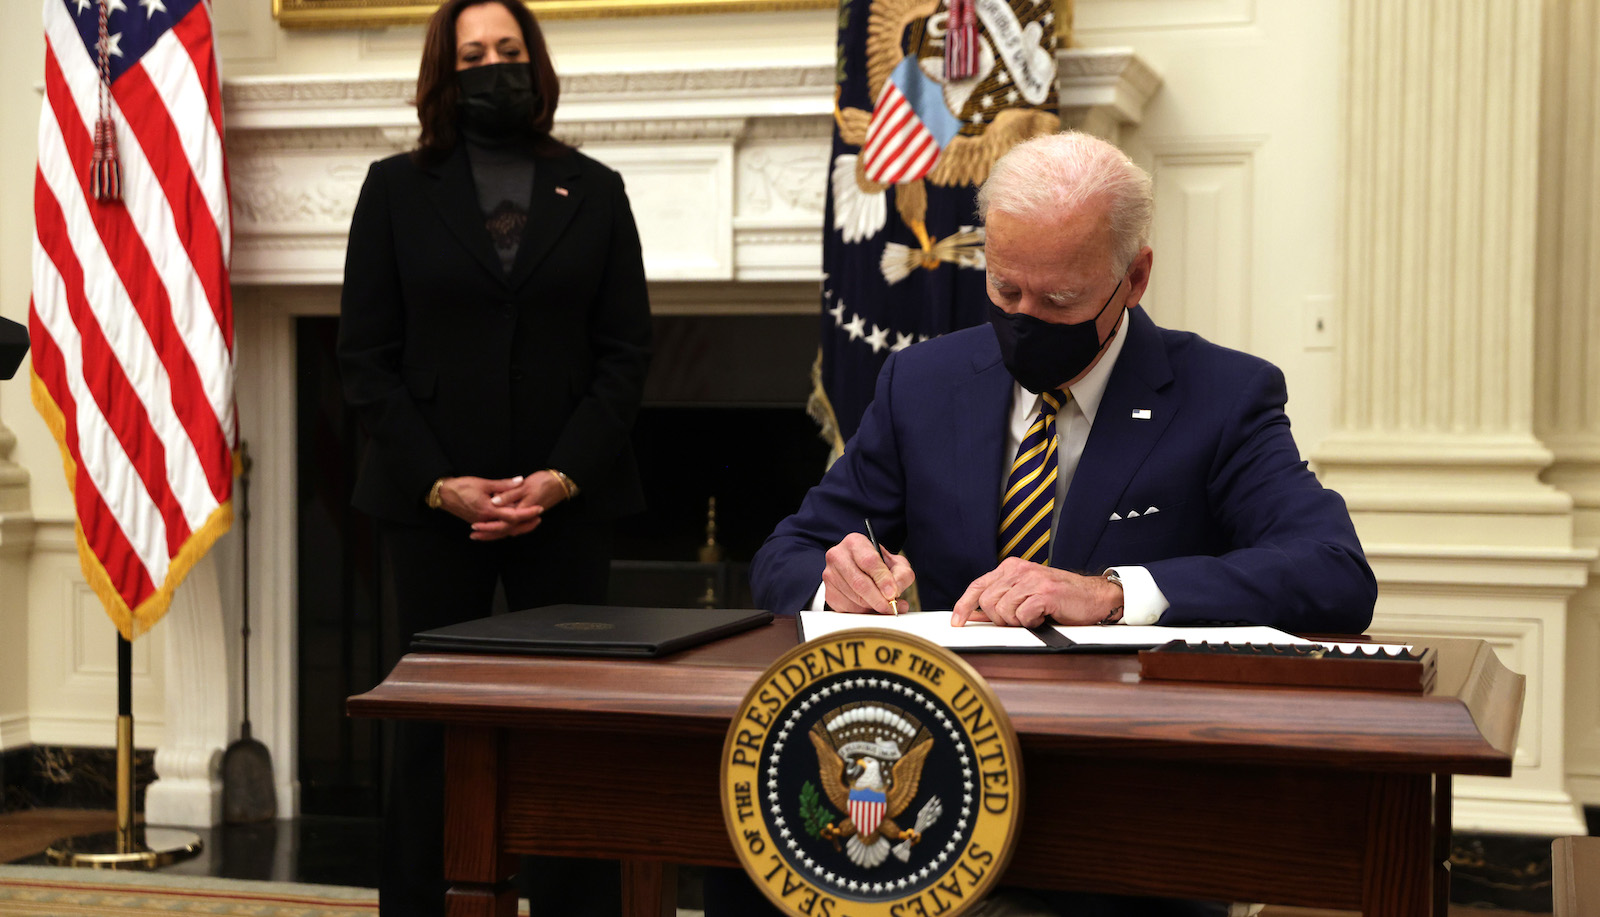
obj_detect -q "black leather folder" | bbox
[410,604,774,658]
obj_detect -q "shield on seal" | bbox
[847,787,887,838]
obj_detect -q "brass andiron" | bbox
[698,496,724,563]
[699,496,723,608]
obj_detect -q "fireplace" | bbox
[291,308,830,815]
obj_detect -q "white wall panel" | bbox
[1075,0,1255,32]
[586,142,735,280]
[1146,139,1258,352]
[27,523,166,748]
[1567,595,1600,798]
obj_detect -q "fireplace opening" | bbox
[294,308,833,816]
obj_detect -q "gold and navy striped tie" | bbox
[998,390,1067,564]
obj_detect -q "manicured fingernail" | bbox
[512,476,523,484]
[491,496,501,505]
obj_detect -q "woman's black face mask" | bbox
[986,277,1125,394]
[456,62,538,142]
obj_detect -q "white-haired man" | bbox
[725,129,1375,917]
[754,130,1375,647]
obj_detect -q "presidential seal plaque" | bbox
[721,629,1024,917]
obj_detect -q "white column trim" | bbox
[143,554,230,828]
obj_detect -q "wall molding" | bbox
[0,714,30,751]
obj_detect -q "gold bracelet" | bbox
[426,477,446,510]
[545,468,577,500]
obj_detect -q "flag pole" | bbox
[44,633,203,869]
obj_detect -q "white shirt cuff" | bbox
[808,581,828,612]
[1107,565,1168,625]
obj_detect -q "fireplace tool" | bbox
[222,440,276,822]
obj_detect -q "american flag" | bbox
[30,0,235,640]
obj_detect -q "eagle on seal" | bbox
[808,722,936,868]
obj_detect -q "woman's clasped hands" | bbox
[434,471,570,540]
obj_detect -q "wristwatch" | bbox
[1099,569,1125,625]
[426,477,446,510]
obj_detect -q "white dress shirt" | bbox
[809,312,1170,623]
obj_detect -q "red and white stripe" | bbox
[30,0,234,638]
[849,795,886,837]
[860,81,941,185]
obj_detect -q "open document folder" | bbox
[796,610,1404,654]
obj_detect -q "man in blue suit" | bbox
[751,131,1375,637]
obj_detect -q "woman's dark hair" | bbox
[412,0,570,163]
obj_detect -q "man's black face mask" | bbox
[456,62,538,143]
[987,277,1125,394]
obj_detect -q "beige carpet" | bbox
[0,864,378,916]
[1260,902,1548,908]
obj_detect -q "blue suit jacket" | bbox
[750,307,1377,633]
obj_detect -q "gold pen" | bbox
[863,517,899,616]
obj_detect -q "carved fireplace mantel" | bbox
[224,66,839,288]
[223,50,1158,290]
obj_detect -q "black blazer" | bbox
[338,145,652,526]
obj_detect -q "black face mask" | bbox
[987,278,1125,394]
[456,62,538,143]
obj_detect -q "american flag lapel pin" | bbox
[1132,408,1153,420]
[554,186,569,197]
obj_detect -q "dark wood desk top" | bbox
[349,619,1521,777]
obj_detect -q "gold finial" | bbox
[698,496,724,564]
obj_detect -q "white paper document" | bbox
[797,610,1050,648]
[1051,624,1314,647]
[796,612,1412,654]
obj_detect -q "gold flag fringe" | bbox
[32,368,234,641]
[806,349,846,467]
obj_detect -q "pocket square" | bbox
[1113,506,1160,520]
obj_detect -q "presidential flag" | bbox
[31,0,235,640]
[812,0,1061,452]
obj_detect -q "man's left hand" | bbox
[951,558,1122,628]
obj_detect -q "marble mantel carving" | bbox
[224,50,1157,289]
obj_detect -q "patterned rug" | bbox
[0,864,377,916]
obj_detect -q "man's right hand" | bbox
[436,476,544,540]
[822,533,915,614]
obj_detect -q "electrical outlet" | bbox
[1304,294,1335,351]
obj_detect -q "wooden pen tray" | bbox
[1138,642,1437,694]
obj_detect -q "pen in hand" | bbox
[863,517,899,616]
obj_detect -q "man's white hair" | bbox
[977,131,1154,276]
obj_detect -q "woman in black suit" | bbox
[337,0,649,912]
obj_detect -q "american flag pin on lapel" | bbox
[554,186,569,197]
[1132,408,1153,420]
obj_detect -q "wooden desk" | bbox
[348,622,1522,917]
